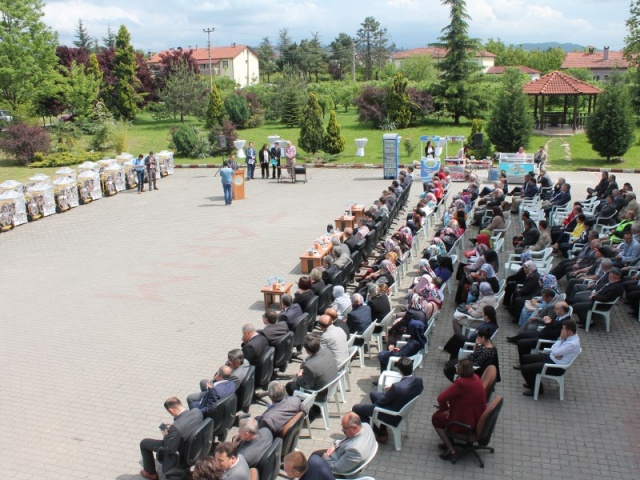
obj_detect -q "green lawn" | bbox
[1,110,639,184]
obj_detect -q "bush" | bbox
[208,120,238,157]
[29,150,103,168]
[0,123,52,165]
[323,110,345,155]
[353,84,386,127]
[171,124,199,156]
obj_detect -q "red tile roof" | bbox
[523,71,602,95]
[561,50,630,70]
[486,65,540,75]
[147,45,252,65]
[392,47,496,60]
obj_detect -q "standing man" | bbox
[285,141,297,182]
[139,397,204,480]
[219,161,233,206]
[134,154,146,194]
[270,141,281,179]
[245,142,256,180]
[145,151,158,191]
[228,154,239,171]
[534,146,547,168]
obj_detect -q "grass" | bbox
[1,110,639,184]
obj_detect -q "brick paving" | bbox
[1,168,640,479]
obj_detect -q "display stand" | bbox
[419,135,445,181]
[498,153,535,183]
[382,133,401,180]
[232,170,246,200]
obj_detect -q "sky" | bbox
[43,0,630,53]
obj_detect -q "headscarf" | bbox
[479,282,494,297]
[418,259,431,276]
[381,259,396,276]
[480,263,496,278]
[384,238,397,253]
[539,273,558,291]
[523,260,537,271]
[425,192,437,203]
[408,318,427,349]
[331,285,351,315]
[400,226,413,244]
[410,293,424,311]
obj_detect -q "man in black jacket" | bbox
[573,268,625,326]
[241,323,269,365]
[513,219,540,253]
[259,309,289,346]
[270,141,281,179]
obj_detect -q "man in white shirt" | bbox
[520,319,580,396]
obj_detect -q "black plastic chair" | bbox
[317,284,334,315]
[278,411,305,460]
[273,331,294,373]
[291,313,310,352]
[257,437,283,480]
[254,346,275,390]
[329,270,344,288]
[208,394,238,444]
[304,296,319,331]
[159,418,214,479]
[235,366,255,414]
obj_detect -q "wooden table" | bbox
[299,243,332,274]
[260,282,293,309]
[335,215,355,232]
[348,204,366,222]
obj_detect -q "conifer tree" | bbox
[298,93,324,154]
[205,83,224,129]
[323,110,346,154]
[109,25,139,120]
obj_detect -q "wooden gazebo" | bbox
[523,71,602,131]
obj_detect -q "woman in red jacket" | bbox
[432,358,486,460]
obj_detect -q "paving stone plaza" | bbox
[2,167,640,480]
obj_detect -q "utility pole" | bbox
[203,27,215,90]
[352,40,356,82]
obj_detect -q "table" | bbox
[299,243,332,274]
[348,204,366,222]
[335,215,355,232]
[260,282,293,309]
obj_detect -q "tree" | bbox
[154,47,200,90]
[323,110,345,154]
[73,19,92,50]
[298,93,324,154]
[355,17,390,81]
[486,68,533,152]
[204,83,224,128]
[586,74,635,162]
[224,93,250,128]
[431,0,482,124]
[256,37,277,83]
[398,54,437,84]
[300,33,326,82]
[281,85,305,128]
[102,25,116,49]
[0,122,51,165]
[64,61,100,118]
[0,0,59,110]
[158,60,207,122]
[329,33,354,80]
[108,25,140,120]
[385,73,412,128]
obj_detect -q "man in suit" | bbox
[245,141,256,180]
[318,314,349,365]
[286,334,338,402]
[343,228,361,253]
[346,293,372,335]
[543,183,571,216]
[315,412,377,476]
[241,323,269,365]
[510,302,572,365]
[567,257,613,304]
[259,309,289,346]
[573,268,625,326]
[139,397,204,480]
[322,255,342,285]
[256,381,309,435]
[269,141,281,179]
[284,451,335,480]
[226,349,251,389]
[366,284,391,323]
[333,246,351,269]
[278,294,304,330]
[232,418,273,468]
[352,356,424,442]
[187,365,236,416]
[513,219,541,253]
[215,442,251,480]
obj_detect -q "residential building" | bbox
[148,44,260,87]
[486,65,540,81]
[561,46,630,81]
[391,47,496,72]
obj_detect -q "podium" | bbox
[232,170,246,200]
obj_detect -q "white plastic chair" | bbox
[533,348,582,400]
[298,390,318,438]
[372,310,395,353]
[585,299,619,332]
[295,370,345,430]
[371,395,422,451]
[353,321,377,367]
[334,441,378,479]
[387,351,423,372]
[336,346,358,403]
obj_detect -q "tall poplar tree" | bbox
[431,0,483,124]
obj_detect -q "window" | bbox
[222,60,229,69]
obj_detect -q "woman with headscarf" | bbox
[387,293,428,344]
[439,306,499,361]
[378,318,426,372]
[452,282,497,335]
[331,285,351,318]
[434,255,454,284]
[508,260,542,318]
[463,263,500,304]
[419,277,444,319]
[356,259,396,296]
[442,327,501,383]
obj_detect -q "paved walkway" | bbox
[1,168,639,480]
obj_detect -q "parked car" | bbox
[0,110,12,123]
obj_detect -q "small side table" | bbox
[260,283,293,309]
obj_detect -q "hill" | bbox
[518,42,585,52]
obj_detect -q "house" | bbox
[148,44,260,87]
[561,46,630,81]
[486,65,540,81]
[391,47,496,72]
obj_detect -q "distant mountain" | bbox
[517,42,586,52]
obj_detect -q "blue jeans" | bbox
[136,170,144,191]
[246,163,255,179]
[223,182,232,204]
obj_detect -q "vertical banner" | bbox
[382,133,400,179]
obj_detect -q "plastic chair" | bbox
[273,331,294,373]
[337,346,358,402]
[334,441,378,479]
[534,348,582,400]
[256,437,282,480]
[254,347,275,392]
[299,390,318,438]
[208,394,238,443]
[278,411,304,460]
[372,310,395,353]
[371,395,422,451]
[158,417,214,478]
[585,299,619,332]
[295,371,345,430]
[235,366,255,414]
[352,321,377,368]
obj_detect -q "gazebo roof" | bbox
[523,71,602,96]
